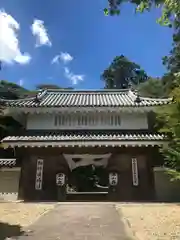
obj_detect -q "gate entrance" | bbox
[63,154,111,201]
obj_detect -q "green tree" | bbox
[138,77,166,98]
[0,80,29,99]
[157,73,180,180]
[101,55,148,89]
[160,20,180,95]
[162,33,180,74]
[155,18,180,180]
[0,80,29,141]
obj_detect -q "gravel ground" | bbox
[116,203,180,240]
[0,202,55,227]
[1,202,180,240]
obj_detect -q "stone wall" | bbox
[0,168,20,201]
[154,167,180,202]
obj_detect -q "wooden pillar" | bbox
[107,147,155,202]
[19,147,71,201]
[131,149,155,201]
[107,153,133,201]
[20,153,38,201]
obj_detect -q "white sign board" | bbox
[35,159,44,190]
[132,158,139,186]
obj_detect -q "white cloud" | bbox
[51,52,73,64]
[64,67,84,85]
[59,52,73,63]
[0,9,31,65]
[15,54,31,64]
[31,19,51,47]
[51,55,60,64]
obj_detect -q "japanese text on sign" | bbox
[132,158,139,186]
[35,159,44,190]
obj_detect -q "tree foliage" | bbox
[138,77,166,98]
[157,74,180,179]
[101,55,148,89]
[0,80,27,140]
[104,0,180,28]
[155,18,180,179]
[162,32,180,74]
[0,80,28,99]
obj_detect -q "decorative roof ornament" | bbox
[35,89,47,102]
[127,81,133,90]
[134,94,141,103]
[133,89,142,104]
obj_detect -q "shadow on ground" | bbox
[0,222,25,240]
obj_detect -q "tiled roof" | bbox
[0,159,16,166]
[0,89,172,108]
[2,132,166,142]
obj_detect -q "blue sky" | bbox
[0,0,173,90]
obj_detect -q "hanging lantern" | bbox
[56,173,66,186]
[109,172,118,186]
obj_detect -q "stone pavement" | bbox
[16,203,135,240]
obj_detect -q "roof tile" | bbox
[1,89,172,108]
[2,132,166,142]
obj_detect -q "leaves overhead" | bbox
[104,0,180,28]
[162,23,180,74]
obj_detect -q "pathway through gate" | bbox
[16,203,134,240]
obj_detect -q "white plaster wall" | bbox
[121,112,148,129]
[27,113,54,130]
[0,169,20,201]
[26,112,148,130]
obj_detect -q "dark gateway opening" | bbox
[67,164,109,201]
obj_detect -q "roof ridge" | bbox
[46,88,131,93]
[1,88,172,108]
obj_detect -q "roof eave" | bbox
[4,104,170,114]
[1,140,168,148]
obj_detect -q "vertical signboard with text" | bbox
[132,158,139,186]
[35,159,44,190]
